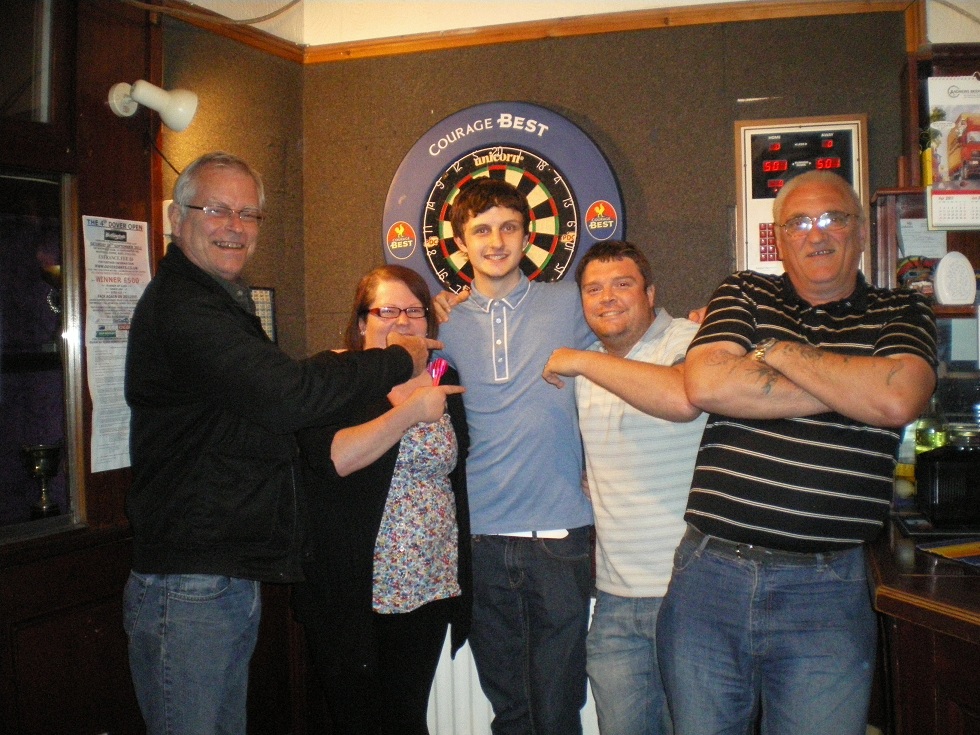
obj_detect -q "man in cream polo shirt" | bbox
[543,240,707,735]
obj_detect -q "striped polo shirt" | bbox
[685,270,937,553]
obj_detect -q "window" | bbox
[0,170,83,541]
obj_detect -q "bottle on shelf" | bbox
[894,423,917,500]
[914,394,948,454]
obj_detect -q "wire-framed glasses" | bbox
[778,211,856,238]
[182,204,263,225]
[364,306,428,320]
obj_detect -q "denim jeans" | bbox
[468,527,592,735]
[123,572,262,735]
[656,527,876,735]
[587,591,671,735]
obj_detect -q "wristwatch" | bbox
[752,337,778,364]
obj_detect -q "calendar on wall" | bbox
[928,187,980,229]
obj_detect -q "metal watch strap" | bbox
[753,337,777,364]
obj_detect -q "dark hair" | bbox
[343,265,438,350]
[449,178,530,241]
[575,240,654,290]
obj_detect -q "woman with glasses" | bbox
[293,264,470,735]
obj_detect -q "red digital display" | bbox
[767,179,784,190]
[822,139,834,148]
[763,159,788,172]
[816,157,841,169]
[769,142,782,152]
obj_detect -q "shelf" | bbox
[871,188,980,291]
[934,305,977,319]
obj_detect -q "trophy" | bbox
[22,444,62,519]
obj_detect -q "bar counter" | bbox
[869,522,980,734]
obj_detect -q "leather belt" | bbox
[685,526,852,565]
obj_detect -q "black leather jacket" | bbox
[125,246,412,582]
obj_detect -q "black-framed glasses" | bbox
[182,204,263,225]
[364,306,428,320]
[778,211,856,238]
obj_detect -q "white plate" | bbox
[934,251,977,305]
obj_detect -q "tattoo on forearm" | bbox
[783,341,821,363]
[783,341,856,367]
[705,351,740,375]
[750,363,780,395]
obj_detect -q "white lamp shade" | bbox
[108,80,198,132]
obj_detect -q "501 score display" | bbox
[750,129,855,199]
[762,157,841,173]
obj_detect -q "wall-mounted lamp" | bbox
[108,80,198,132]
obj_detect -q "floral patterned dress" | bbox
[372,413,460,613]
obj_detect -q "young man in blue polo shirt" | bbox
[436,178,594,734]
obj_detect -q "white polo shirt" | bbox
[576,310,707,598]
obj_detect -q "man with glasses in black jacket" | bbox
[123,151,434,735]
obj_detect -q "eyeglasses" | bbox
[364,306,428,320]
[778,211,857,238]
[182,204,263,225]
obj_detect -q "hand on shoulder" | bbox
[432,286,471,323]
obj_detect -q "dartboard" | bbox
[422,146,578,290]
[384,102,623,295]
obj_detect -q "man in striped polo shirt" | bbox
[657,170,938,735]
[543,240,708,735]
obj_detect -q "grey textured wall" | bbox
[164,12,906,356]
[301,13,906,352]
[162,18,306,357]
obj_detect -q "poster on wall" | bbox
[382,102,624,295]
[82,215,151,472]
[927,74,980,187]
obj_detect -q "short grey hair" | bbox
[173,151,265,211]
[772,170,862,225]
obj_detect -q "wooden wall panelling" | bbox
[74,0,160,529]
[934,633,980,733]
[0,0,76,172]
[887,615,980,735]
[0,531,140,735]
[1,0,159,733]
[157,0,910,65]
[886,617,937,735]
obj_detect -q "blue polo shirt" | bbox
[437,274,594,534]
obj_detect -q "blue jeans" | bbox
[587,591,671,735]
[656,527,876,735]
[123,572,262,735]
[468,527,592,735]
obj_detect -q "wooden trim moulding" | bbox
[904,0,928,53]
[159,0,913,64]
[157,0,304,62]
